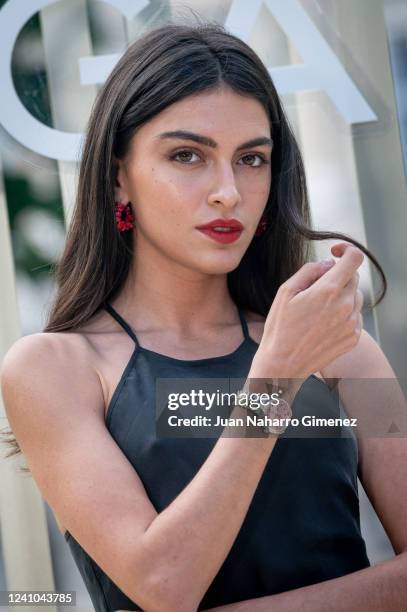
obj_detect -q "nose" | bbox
[207,162,242,210]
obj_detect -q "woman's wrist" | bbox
[249,345,309,380]
[247,350,307,409]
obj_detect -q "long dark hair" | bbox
[2,21,386,467]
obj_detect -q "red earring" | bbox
[115,201,135,232]
[254,212,267,236]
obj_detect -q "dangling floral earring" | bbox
[254,212,267,236]
[115,201,135,232]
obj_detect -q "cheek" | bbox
[237,173,272,212]
[241,166,272,191]
[128,165,200,229]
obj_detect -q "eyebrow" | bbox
[156,130,273,151]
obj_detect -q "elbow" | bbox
[130,568,199,612]
[141,574,199,612]
[128,537,200,611]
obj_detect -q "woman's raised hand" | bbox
[251,243,364,381]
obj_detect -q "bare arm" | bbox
[1,333,290,612]
[202,552,407,611]
[139,412,279,610]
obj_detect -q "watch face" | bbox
[236,389,292,435]
[266,398,292,435]
[274,398,292,420]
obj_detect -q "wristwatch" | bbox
[235,384,292,436]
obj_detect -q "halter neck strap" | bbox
[104,302,139,347]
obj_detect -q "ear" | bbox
[113,156,131,203]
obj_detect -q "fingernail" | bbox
[320,258,335,267]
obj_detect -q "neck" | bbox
[113,240,240,334]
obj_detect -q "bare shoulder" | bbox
[1,330,98,392]
[1,328,94,367]
[0,309,119,422]
[1,331,105,424]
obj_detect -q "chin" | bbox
[194,252,244,275]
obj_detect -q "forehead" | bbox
[133,87,271,144]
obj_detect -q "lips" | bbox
[196,218,243,231]
[196,218,243,244]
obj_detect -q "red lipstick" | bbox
[196,218,243,244]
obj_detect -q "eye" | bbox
[169,149,270,167]
[170,149,201,164]
[238,153,269,168]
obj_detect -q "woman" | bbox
[2,22,407,612]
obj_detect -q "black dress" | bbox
[64,302,370,611]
